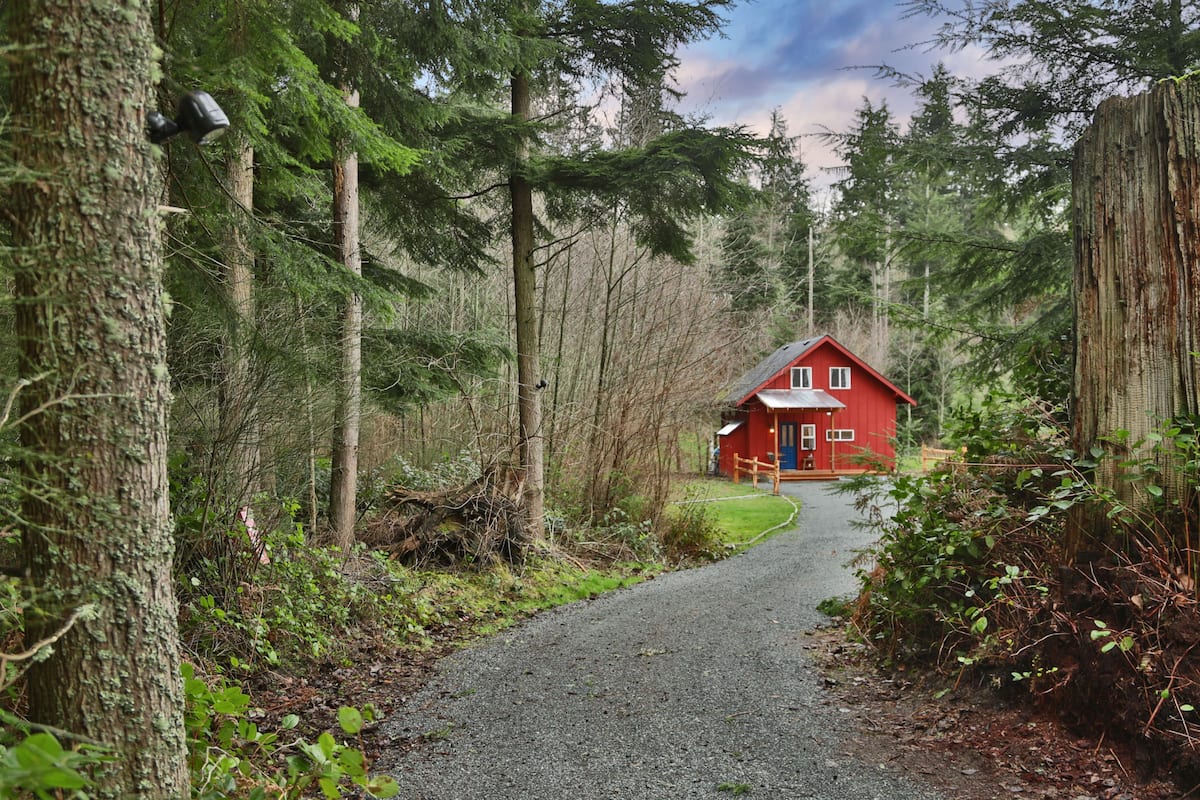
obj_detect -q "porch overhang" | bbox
[755,389,846,411]
[716,421,744,436]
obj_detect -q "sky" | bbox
[674,0,995,192]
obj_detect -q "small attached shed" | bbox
[716,335,916,477]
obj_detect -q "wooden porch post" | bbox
[772,411,779,465]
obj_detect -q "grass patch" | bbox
[668,478,796,550]
[413,557,663,639]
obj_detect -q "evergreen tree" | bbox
[828,99,901,361]
[896,0,1200,399]
[445,0,755,534]
[759,111,817,332]
[8,0,187,794]
[718,211,775,315]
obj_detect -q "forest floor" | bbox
[809,625,1182,800]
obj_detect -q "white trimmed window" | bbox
[829,366,851,390]
[825,429,855,442]
[800,424,816,450]
[790,366,812,389]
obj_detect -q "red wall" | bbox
[718,340,904,474]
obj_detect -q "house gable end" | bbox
[721,335,916,408]
[722,335,825,407]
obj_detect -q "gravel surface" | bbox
[380,480,947,799]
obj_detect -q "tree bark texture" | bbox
[8,0,188,795]
[1070,77,1200,557]
[220,134,264,511]
[511,69,546,538]
[329,30,363,548]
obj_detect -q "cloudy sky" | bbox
[675,0,995,189]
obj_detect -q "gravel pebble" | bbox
[379,480,946,799]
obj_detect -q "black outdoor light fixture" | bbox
[146,91,230,145]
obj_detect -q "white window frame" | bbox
[800,424,816,451]
[790,366,812,389]
[829,366,851,390]
[825,428,856,442]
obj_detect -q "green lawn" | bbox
[669,478,797,549]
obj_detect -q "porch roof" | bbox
[756,388,846,411]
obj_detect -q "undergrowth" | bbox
[845,394,1200,783]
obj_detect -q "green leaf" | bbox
[367,775,401,798]
[338,706,364,735]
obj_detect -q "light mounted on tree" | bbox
[146,91,230,144]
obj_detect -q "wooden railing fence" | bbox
[731,453,781,495]
[920,445,964,473]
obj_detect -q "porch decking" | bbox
[779,468,871,481]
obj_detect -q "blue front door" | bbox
[779,422,798,469]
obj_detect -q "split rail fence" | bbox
[731,453,781,495]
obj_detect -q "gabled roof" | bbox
[722,334,916,407]
[721,335,824,406]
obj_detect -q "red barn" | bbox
[716,335,916,477]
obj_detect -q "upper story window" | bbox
[790,366,812,389]
[830,366,851,390]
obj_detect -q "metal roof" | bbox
[721,335,824,405]
[716,421,744,436]
[756,389,846,410]
[720,333,917,408]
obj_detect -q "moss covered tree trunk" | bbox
[8,0,188,796]
[1070,77,1200,558]
[510,67,545,538]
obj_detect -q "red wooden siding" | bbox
[717,337,914,476]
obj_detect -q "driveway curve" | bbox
[380,480,944,800]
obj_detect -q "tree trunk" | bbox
[8,0,188,795]
[1069,77,1200,558]
[807,225,815,332]
[511,68,546,538]
[220,133,263,512]
[328,13,363,548]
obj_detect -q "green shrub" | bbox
[0,729,108,799]
[183,663,399,799]
[846,395,1069,666]
[178,503,434,673]
[659,495,721,560]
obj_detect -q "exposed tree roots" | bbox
[362,470,530,569]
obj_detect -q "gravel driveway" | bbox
[380,480,944,800]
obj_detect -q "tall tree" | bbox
[829,98,901,363]
[328,3,365,547]
[470,0,752,535]
[7,0,187,795]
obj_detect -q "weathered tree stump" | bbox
[1071,76,1200,557]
